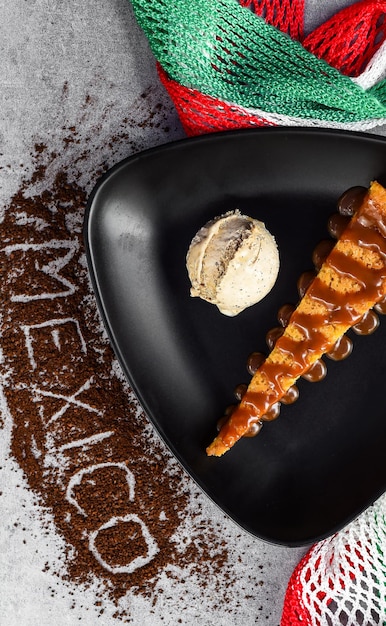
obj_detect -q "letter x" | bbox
[32,377,104,425]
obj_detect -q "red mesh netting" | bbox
[157,0,386,135]
[304,0,386,77]
[281,495,386,626]
[157,64,276,136]
[238,0,305,39]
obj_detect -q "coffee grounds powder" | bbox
[0,102,235,618]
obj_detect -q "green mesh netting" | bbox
[130,0,386,123]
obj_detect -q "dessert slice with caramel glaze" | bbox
[206,181,386,457]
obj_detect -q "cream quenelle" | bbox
[186,210,280,316]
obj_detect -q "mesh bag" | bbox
[281,494,386,626]
[130,0,386,135]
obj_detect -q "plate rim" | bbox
[84,126,386,546]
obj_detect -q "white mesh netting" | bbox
[283,494,386,626]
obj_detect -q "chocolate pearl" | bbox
[266,326,284,350]
[246,351,266,375]
[312,239,335,271]
[224,404,236,417]
[260,402,281,422]
[243,421,263,438]
[337,186,367,216]
[352,309,380,335]
[297,270,316,298]
[302,359,327,382]
[216,416,226,432]
[327,335,353,361]
[277,303,295,327]
[216,410,234,432]
[234,383,247,401]
[374,295,386,315]
[327,213,350,239]
[281,385,299,405]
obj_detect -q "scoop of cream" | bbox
[186,210,280,316]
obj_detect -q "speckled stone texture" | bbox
[0,1,381,625]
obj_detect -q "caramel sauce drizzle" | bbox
[212,183,386,452]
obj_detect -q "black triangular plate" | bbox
[84,127,386,546]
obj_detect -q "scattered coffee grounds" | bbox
[0,101,237,617]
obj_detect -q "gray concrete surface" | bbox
[0,1,382,625]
